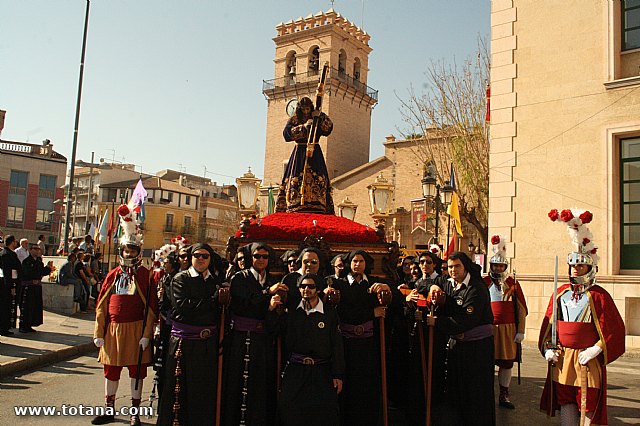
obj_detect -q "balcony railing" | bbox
[262,67,378,101]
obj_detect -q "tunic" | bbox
[20,255,51,328]
[432,274,496,426]
[278,299,345,426]
[157,267,222,426]
[0,247,21,331]
[538,284,625,425]
[331,275,382,426]
[223,268,279,426]
[275,112,334,214]
[484,276,527,364]
[93,265,157,367]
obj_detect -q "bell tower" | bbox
[262,9,378,190]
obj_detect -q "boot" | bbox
[130,398,141,426]
[499,385,515,409]
[91,395,116,424]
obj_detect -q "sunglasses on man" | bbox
[253,254,269,260]
[179,253,189,259]
[303,259,319,265]
[420,259,434,265]
[192,253,210,260]
[299,283,316,289]
[287,259,298,265]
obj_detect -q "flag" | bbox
[446,163,464,237]
[88,222,96,242]
[267,186,274,215]
[128,178,148,223]
[445,236,456,259]
[485,84,491,122]
[97,209,109,243]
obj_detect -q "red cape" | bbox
[538,284,625,424]
[96,265,158,326]
[484,275,528,315]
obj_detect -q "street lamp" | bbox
[421,169,454,247]
[468,239,476,253]
[367,172,394,240]
[236,167,262,237]
[337,196,358,221]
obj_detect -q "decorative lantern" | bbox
[236,167,262,214]
[337,196,358,221]
[367,172,394,216]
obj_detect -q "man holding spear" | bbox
[540,209,625,425]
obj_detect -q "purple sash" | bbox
[21,280,42,287]
[231,315,266,333]
[171,320,217,340]
[340,320,374,338]
[290,353,329,365]
[454,323,493,342]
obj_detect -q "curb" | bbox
[0,342,97,379]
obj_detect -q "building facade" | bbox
[489,0,640,347]
[0,136,66,252]
[156,169,239,253]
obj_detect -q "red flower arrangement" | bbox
[579,211,593,224]
[560,209,574,222]
[491,235,500,245]
[235,212,379,243]
[548,209,559,221]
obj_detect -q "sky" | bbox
[0,0,489,185]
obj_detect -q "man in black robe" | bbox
[19,244,52,332]
[426,252,496,426]
[282,247,326,309]
[223,242,285,426]
[157,243,222,425]
[278,273,344,426]
[326,249,395,426]
[0,235,21,336]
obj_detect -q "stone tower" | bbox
[261,9,378,189]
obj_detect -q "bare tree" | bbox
[398,38,490,249]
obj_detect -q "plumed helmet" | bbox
[489,235,509,281]
[548,208,598,286]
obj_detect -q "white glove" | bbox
[94,338,104,348]
[139,337,150,351]
[578,345,602,365]
[545,349,558,363]
[514,333,524,344]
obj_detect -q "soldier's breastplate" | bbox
[559,290,590,322]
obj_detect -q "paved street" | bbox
[0,344,638,425]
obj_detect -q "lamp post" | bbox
[337,196,358,221]
[367,173,394,240]
[236,167,262,237]
[421,170,454,246]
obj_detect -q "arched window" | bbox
[285,50,297,85]
[338,49,347,77]
[353,57,361,81]
[308,46,320,75]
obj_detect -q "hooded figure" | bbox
[223,242,284,426]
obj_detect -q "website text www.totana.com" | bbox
[13,405,153,417]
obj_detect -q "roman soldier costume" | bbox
[92,204,157,426]
[539,209,625,425]
[484,235,527,409]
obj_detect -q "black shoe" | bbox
[19,328,31,333]
[0,330,14,336]
[499,399,516,409]
[91,414,115,425]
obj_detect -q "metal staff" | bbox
[275,287,287,397]
[547,256,559,416]
[216,286,231,426]
[579,364,588,426]
[300,62,329,206]
[377,290,392,426]
[513,268,522,385]
[135,265,154,391]
[425,297,436,426]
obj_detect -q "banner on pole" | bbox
[411,198,427,233]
